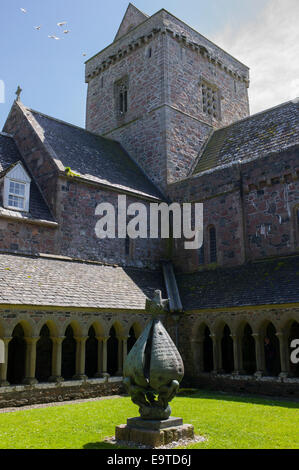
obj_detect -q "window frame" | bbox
[200,78,221,121]
[3,172,30,213]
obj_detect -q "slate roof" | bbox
[176,256,299,310]
[194,100,299,174]
[0,253,166,310]
[28,109,163,200]
[0,134,55,223]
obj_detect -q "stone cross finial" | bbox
[15,86,22,101]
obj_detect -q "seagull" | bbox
[34,26,41,30]
[20,8,27,13]
[63,30,70,34]
[48,35,60,40]
[57,21,67,27]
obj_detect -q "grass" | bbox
[0,391,298,449]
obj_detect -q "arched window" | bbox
[115,78,129,116]
[209,226,217,263]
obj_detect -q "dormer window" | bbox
[3,162,31,212]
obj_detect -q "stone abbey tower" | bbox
[85,3,250,190]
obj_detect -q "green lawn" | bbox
[0,391,298,449]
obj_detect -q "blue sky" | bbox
[1,0,297,130]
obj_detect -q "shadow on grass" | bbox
[177,390,299,409]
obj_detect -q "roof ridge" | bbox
[27,106,103,137]
[216,98,299,133]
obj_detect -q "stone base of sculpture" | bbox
[115,417,194,448]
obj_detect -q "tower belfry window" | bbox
[201,80,220,120]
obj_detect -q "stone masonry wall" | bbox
[0,218,56,256]
[55,177,167,267]
[242,146,299,261]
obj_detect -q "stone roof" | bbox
[176,255,299,311]
[194,100,299,174]
[0,134,55,224]
[0,253,166,310]
[28,109,163,201]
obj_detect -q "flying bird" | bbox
[34,26,41,30]
[20,8,27,13]
[63,30,70,34]
[48,35,61,40]
[57,22,67,27]
[82,53,87,56]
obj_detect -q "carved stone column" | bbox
[95,336,109,378]
[252,333,265,377]
[0,337,12,387]
[73,336,88,380]
[276,331,289,378]
[49,336,65,383]
[23,337,39,385]
[231,334,244,375]
[122,336,129,371]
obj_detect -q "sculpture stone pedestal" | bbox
[115,417,194,448]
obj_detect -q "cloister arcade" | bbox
[191,316,299,378]
[0,316,144,386]
[0,313,298,387]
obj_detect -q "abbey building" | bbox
[0,4,298,406]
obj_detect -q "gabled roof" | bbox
[0,253,166,310]
[193,100,299,174]
[0,134,55,223]
[176,255,299,311]
[114,3,149,42]
[27,107,163,200]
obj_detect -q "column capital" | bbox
[1,337,12,344]
[50,336,65,344]
[120,335,130,341]
[96,336,110,343]
[24,336,40,345]
[74,336,89,343]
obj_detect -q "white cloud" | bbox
[211,0,299,114]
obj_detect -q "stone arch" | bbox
[221,323,234,373]
[61,322,79,380]
[126,320,143,353]
[85,324,98,378]
[107,321,123,376]
[260,320,281,377]
[36,318,59,338]
[7,323,27,385]
[60,318,83,338]
[241,323,256,375]
[8,317,34,338]
[36,324,52,383]
[191,321,214,374]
